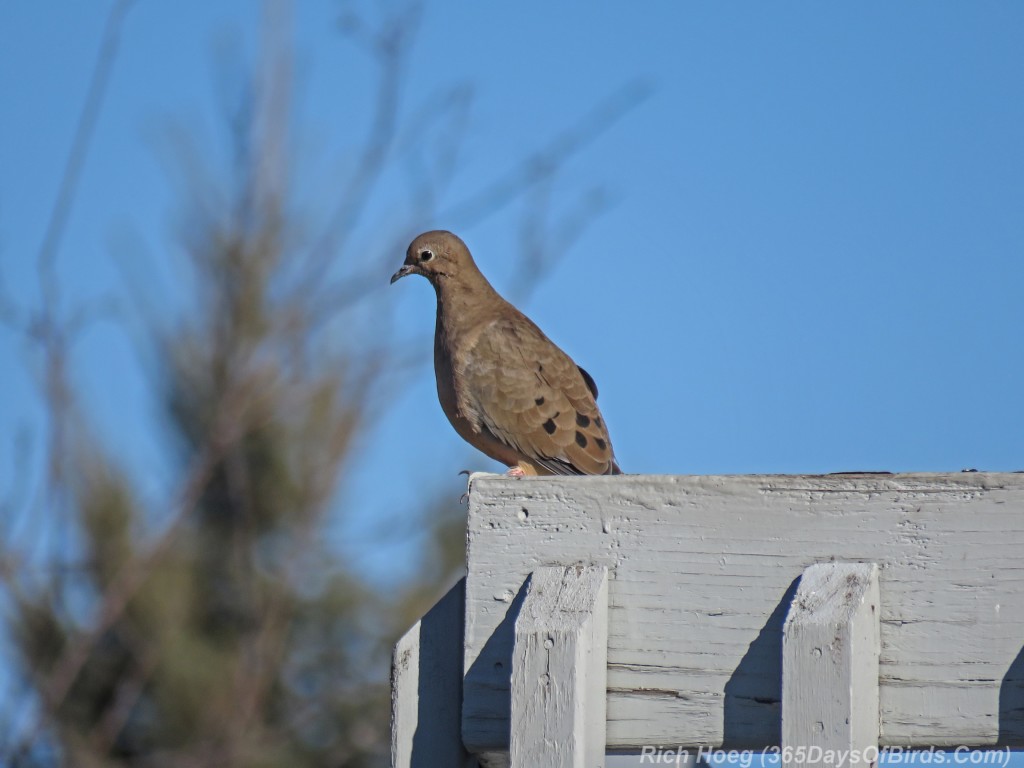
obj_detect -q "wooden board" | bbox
[782,563,880,764]
[393,578,478,768]
[510,566,608,768]
[461,473,1024,754]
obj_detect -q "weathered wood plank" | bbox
[392,578,476,768]
[462,473,1024,754]
[510,566,608,768]
[782,563,880,766]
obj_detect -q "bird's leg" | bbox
[505,466,527,478]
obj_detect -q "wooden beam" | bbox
[462,472,1024,752]
[510,566,609,768]
[392,578,476,768]
[783,563,880,768]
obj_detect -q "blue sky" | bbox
[6,0,1021,579]
[1,0,1023,754]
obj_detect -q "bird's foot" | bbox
[458,469,473,504]
[505,466,527,478]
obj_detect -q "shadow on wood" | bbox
[462,574,531,755]
[722,576,800,748]
[414,578,470,765]
[999,644,1024,746]
[392,578,476,767]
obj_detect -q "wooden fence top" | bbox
[461,472,1024,759]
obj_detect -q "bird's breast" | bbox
[433,334,461,424]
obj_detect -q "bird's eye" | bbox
[419,249,434,262]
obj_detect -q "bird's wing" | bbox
[460,314,619,475]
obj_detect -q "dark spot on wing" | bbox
[543,418,557,435]
[595,437,607,452]
[576,412,590,428]
[575,431,588,448]
[535,396,545,406]
[594,416,602,429]
[577,366,599,399]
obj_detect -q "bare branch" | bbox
[296,1,423,289]
[36,0,137,310]
[41,440,217,715]
[300,82,646,328]
[89,642,159,755]
[399,83,475,220]
[439,78,652,229]
[509,183,613,304]
[0,428,33,546]
[0,258,24,332]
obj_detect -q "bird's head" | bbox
[390,230,472,286]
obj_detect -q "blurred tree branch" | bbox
[37,0,137,311]
[0,2,645,766]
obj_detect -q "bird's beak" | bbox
[390,264,415,284]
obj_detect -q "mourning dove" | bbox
[391,230,621,476]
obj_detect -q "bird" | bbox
[391,230,621,476]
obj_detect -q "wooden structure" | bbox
[392,473,1024,767]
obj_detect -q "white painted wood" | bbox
[461,472,1024,755]
[392,624,421,768]
[392,578,476,768]
[782,563,880,767]
[510,566,609,768]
